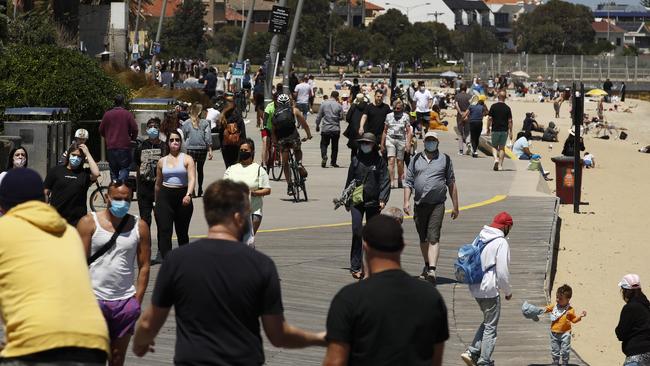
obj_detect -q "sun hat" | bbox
[75,129,89,139]
[424,131,439,140]
[357,132,377,144]
[490,211,513,230]
[619,274,641,289]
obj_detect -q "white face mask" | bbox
[13,157,26,168]
[360,144,373,154]
[424,141,438,152]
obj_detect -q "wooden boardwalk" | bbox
[126,195,588,366]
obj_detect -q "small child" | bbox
[583,152,595,168]
[545,284,587,365]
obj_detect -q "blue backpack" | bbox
[454,236,498,284]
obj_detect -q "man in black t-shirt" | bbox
[359,89,391,138]
[324,215,449,366]
[487,91,513,171]
[133,180,326,364]
[202,67,217,99]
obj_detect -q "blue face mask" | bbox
[109,199,130,218]
[69,156,83,168]
[147,127,159,139]
[424,141,438,152]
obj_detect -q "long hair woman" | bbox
[616,274,650,365]
[223,138,271,242]
[44,142,100,226]
[217,95,247,168]
[0,147,29,186]
[154,131,196,259]
[181,103,212,197]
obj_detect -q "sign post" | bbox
[268,5,290,35]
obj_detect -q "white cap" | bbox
[619,274,641,289]
[75,129,89,139]
[424,131,439,140]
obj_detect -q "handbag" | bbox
[87,214,131,265]
[351,166,371,206]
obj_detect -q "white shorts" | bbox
[386,136,406,160]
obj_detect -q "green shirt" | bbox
[264,103,275,130]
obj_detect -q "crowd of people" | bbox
[1,70,648,366]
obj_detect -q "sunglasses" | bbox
[169,138,181,142]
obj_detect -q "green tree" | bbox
[417,21,452,59]
[157,0,207,58]
[621,44,639,56]
[513,0,594,54]
[211,25,243,58]
[7,11,57,46]
[0,44,128,121]
[333,26,370,57]
[245,31,273,65]
[369,8,411,43]
[281,0,342,61]
[450,24,503,56]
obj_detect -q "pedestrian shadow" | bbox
[409,275,458,285]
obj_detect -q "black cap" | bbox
[0,168,45,210]
[362,215,404,253]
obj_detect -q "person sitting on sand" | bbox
[583,152,595,168]
[512,131,551,181]
[428,105,448,132]
[542,122,559,142]
[522,112,544,134]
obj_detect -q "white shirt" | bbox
[205,108,221,129]
[414,89,433,113]
[295,82,312,104]
[512,136,530,158]
[88,213,140,301]
[469,226,512,298]
[223,163,271,216]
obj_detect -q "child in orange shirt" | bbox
[545,284,587,365]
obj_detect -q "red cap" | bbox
[490,212,513,230]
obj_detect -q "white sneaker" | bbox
[426,269,437,284]
[461,351,477,366]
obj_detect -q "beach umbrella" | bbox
[441,71,458,78]
[342,80,353,86]
[511,71,530,78]
[586,88,608,96]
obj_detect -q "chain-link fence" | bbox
[464,53,650,82]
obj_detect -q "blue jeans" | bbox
[468,296,501,366]
[550,331,571,364]
[107,149,131,181]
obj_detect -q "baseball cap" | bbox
[357,132,377,144]
[362,215,404,253]
[75,128,89,139]
[424,131,439,140]
[619,274,641,289]
[478,95,487,102]
[0,168,45,210]
[490,212,513,230]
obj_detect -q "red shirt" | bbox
[99,107,138,149]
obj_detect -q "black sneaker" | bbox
[321,158,327,168]
[397,180,403,189]
[331,163,340,168]
[287,185,294,196]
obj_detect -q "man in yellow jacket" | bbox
[0,168,109,365]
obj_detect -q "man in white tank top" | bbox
[77,181,151,366]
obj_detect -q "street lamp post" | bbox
[427,11,444,22]
[384,2,431,19]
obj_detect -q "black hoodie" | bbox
[616,293,650,356]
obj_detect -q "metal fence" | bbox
[464,52,650,82]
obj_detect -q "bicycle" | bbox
[234,90,249,119]
[89,161,111,212]
[267,143,283,181]
[286,145,308,203]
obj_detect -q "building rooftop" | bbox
[443,0,491,11]
[616,21,647,32]
[592,20,626,33]
[142,0,183,18]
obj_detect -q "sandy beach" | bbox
[309,76,650,365]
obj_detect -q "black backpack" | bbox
[273,107,296,138]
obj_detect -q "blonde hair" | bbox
[382,207,404,224]
[392,99,403,109]
[189,103,203,128]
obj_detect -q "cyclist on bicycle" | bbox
[271,93,313,196]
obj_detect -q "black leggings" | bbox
[221,145,239,168]
[469,122,483,154]
[187,149,207,193]
[155,186,193,258]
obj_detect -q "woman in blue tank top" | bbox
[154,131,196,259]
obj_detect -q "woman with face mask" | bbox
[44,142,100,226]
[0,147,29,187]
[223,138,271,245]
[343,132,390,279]
[154,131,196,259]
[181,103,213,197]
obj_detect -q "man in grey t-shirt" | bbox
[455,84,472,155]
[403,131,459,283]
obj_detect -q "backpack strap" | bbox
[88,214,132,265]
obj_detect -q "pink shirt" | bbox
[99,107,138,149]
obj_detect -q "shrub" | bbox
[0,44,129,121]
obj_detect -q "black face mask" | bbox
[239,151,252,162]
[394,110,403,120]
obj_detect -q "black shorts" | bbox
[416,112,430,124]
[254,93,264,110]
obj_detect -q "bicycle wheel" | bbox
[300,177,308,202]
[291,164,301,202]
[89,185,109,212]
[270,147,283,181]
